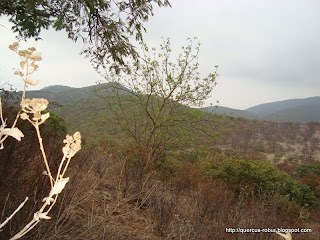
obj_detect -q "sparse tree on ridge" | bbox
[98,38,219,167]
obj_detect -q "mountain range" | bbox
[204,97,320,123]
[16,84,320,124]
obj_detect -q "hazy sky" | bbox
[0,0,319,109]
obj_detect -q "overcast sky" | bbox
[0,0,319,109]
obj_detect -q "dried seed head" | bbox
[14,71,24,77]
[28,47,36,52]
[20,113,29,120]
[62,132,82,158]
[30,52,42,61]
[18,50,32,58]
[9,42,19,51]
[21,98,49,123]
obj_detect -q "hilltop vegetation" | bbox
[20,83,111,105]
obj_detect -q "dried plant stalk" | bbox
[0,42,81,239]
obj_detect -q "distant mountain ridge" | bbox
[202,97,320,123]
[246,97,320,117]
[245,97,320,123]
[203,106,258,120]
[16,84,320,123]
[24,83,115,105]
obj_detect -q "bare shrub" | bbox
[173,161,199,192]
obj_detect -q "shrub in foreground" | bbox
[207,158,318,209]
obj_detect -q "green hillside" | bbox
[53,97,128,145]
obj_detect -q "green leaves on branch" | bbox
[0,0,171,72]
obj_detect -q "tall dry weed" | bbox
[0,43,81,239]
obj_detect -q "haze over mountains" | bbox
[22,84,320,124]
